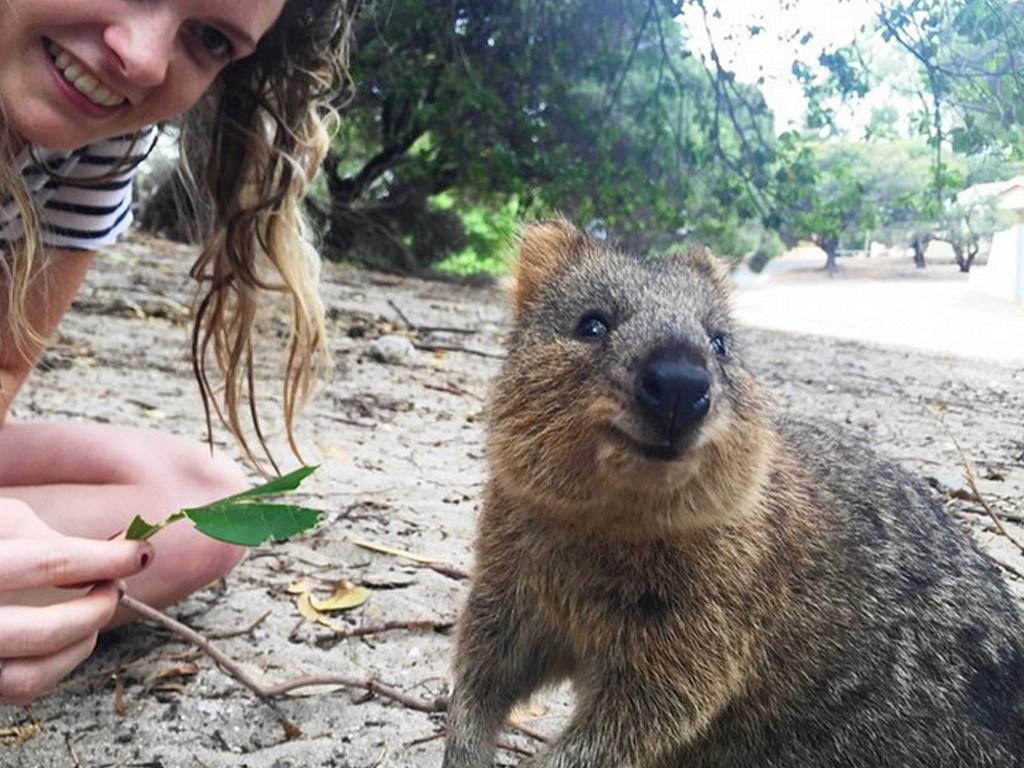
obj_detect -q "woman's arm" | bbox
[0,248,94,422]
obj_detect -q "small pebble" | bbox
[367,334,413,364]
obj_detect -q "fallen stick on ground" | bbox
[120,595,445,709]
[934,408,1024,557]
[118,594,547,746]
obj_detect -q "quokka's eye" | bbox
[710,333,728,358]
[574,310,613,341]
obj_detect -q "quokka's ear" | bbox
[678,245,732,294]
[512,217,584,315]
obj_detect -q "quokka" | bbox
[442,219,1024,768]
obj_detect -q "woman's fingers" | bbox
[0,581,122,659]
[0,537,152,591]
[0,631,99,707]
[0,582,122,706]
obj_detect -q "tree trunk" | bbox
[953,242,966,272]
[912,237,927,269]
[821,238,840,275]
[962,243,979,273]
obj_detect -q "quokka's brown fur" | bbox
[442,219,1024,768]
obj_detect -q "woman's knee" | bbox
[151,446,249,587]
[174,446,250,508]
[117,437,250,598]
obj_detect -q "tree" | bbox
[935,194,1010,272]
[138,1,1016,275]
[317,0,781,270]
[773,137,878,273]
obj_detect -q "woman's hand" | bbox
[0,498,153,706]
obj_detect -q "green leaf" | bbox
[123,466,322,544]
[183,502,323,547]
[125,511,186,542]
[218,465,319,504]
[125,515,162,541]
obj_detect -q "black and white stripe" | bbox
[0,128,156,251]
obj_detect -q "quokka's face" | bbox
[488,220,768,509]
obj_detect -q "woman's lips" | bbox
[42,38,127,119]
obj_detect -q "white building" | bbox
[961,176,1024,302]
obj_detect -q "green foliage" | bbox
[310,0,1020,275]
[320,0,776,271]
[809,1,1024,161]
[431,195,520,276]
[125,466,322,547]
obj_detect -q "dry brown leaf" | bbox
[950,488,983,503]
[113,677,128,716]
[317,442,352,463]
[296,592,349,633]
[285,577,312,595]
[296,582,372,634]
[349,536,445,565]
[296,591,322,623]
[510,699,548,724]
[152,683,188,693]
[0,722,41,746]
[312,580,371,612]
[154,663,200,680]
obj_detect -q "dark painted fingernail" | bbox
[140,546,154,569]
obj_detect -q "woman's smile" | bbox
[42,38,128,120]
[46,39,127,109]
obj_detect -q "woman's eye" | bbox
[193,25,235,60]
[710,333,728,359]
[574,311,613,341]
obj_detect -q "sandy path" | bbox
[734,254,1024,364]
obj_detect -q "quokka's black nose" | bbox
[634,356,711,444]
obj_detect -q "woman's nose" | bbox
[103,10,177,89]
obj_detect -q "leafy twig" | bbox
[125,466,323,546]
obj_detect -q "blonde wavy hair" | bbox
[1,0,357,473]
[0,121,44,360]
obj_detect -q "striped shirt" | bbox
[0,128,156,251]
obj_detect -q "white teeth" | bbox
[91,85,121,106]
[74,74,98,91]
[46,40,126,109]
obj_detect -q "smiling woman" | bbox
[0,0,292,151]
[0,0,355,707]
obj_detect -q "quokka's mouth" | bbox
[605,425,692,462]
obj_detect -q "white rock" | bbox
[367,334,414,364]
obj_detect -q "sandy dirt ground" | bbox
[3,236,1023,767]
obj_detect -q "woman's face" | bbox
[0,0,288,152]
